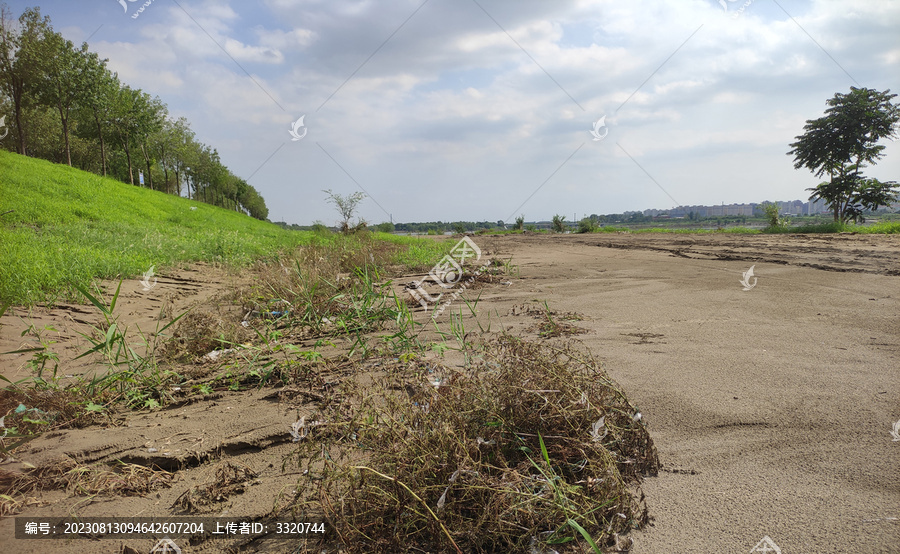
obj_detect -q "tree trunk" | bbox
[94,112,107,176]
[122,140,134,185]
[56,100,72,166]
[140,143,152,189]
[13,93,25,155]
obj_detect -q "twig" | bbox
[0,210,13,217]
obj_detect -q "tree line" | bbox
[0,4,268,220]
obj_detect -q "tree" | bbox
[323,189,365,232]
[514,215,524,231]
[33,26,93,166]
[74,58,116,175]
[577,217,597,233]
[137,94,166,189]
[0,3,271,219]
[551,214,566,233]
[760,202,786,230]
[788,87,900,223]
[108,85,163,185]
[0,5,50,155]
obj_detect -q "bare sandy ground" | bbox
[1,232,898,553]
[471,233,899,554]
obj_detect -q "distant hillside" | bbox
[0,150,305,305]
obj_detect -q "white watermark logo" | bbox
[590,115,608,141]
[0,115,7,140]
[750,536,781,554]
[289,115,307,141]
[740,265,757,291]
[890,419,900,442]
[407,237,489,316]
[117,0,156,20]
[140,265,158,292]
[719,0,755,18]
[150,537,181,554]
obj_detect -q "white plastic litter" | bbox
[290,416,323,442]
[591,416,607,442]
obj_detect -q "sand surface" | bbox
[1,232,898,553]
[472,233,899,554]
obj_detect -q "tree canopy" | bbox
[788,87,900,223]
[0,4,269,220]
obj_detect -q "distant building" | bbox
[642,198,840,218]
[807,197,828,214]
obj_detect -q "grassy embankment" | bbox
[0,150,445,306]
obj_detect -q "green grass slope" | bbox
[0,150,308,305]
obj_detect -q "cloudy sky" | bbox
[13,0,900,225]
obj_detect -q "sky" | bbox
[9,0,900,225]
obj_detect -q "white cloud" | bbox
[37,0,900,223]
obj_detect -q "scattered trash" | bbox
[241,300,293,326]
[591,416,607,442]
[290,416,323,442]
[502,281,512,286]
[891,419,900,441]
[190,206,197,210]
[475,436,496,446]
[203,348,237,362]
[147,447,158,453]
[633,412,642,422]
[436,469,461,512]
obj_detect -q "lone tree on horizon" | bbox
[787,87,899,223]
[323,189,366,233]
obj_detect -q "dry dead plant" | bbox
[173,460,258,513]
[1,458,173,507]
[290,335,658,553]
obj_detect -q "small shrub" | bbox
[514,215,525,231]
[761,202,788,231]
[551,214,566,233]
[577,217,597,234]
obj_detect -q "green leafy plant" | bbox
[73,280,186,408]
[515,215,525,231]
[577,217,598,234]
[552,214,566,233]
[760,202,788,230]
